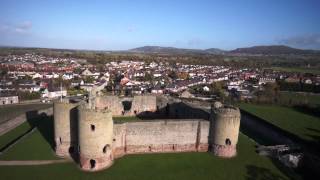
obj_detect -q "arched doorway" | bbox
[90,159,96,169]
[225,138,231,146]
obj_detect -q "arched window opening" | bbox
[91,124,95,131]
[59,137,62,144]
[103,144,110,153]
[90,159,96,169]
[148,146,152,151]
[225,138,231,146]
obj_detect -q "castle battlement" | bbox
[53,96,241,171]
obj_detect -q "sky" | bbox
[0,0,320,50]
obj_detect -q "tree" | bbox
[144,72,153,82]
[168,71,178,79]
[84,76,95,83]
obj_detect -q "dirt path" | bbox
[0,159,70,166]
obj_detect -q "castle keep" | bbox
[53,96,241,171]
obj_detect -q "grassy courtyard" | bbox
[0,112,297,180]
[113,116,142,123]
[238,103,320,144]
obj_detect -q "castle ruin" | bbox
[53,95,241,171]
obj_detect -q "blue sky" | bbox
[0,0,320,50]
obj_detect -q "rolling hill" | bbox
[129,45,319,55]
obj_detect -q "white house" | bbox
[42,86,67,99]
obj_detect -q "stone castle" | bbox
[53,95,241,171]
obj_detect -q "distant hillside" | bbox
[229,45,319,55]
[204,48,226,55]
[129,46,206,54]
[129,45,320,55]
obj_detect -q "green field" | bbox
[0,103,52,123]
[0,117,57,160]
[0,115,297,179]
[278,92,320,106]
[0,122,33,150]
[238,103,320,144]
[0,133,295,180]
[271,67,320,74]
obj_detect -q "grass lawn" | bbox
[113,116,142,123]
[0,133,296,180]
[0,122,33,150]
[0,115,57,160]
[0,129,58,160]
[238,103,320,143]
[271,67,320,74]
[0,103,52,123]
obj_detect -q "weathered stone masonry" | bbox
[53,96,241,172]
[112,120,210,158]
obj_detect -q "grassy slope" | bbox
[238,103,320,143]
[0,103,52,123]
[0,129,58,160]
[0,131,294,180]
[0,122,33,149]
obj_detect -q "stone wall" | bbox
[52,96,243,171]
[95,96,123,116]
[129,96,157,116]
[112,120,210,156]
[94,95,158,117]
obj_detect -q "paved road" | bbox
[0,159,70,166]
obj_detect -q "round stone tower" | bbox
[54,99,79,157]
[78,105,114,171]
[210,102,241,157]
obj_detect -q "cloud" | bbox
[14,21,32,34]
[0,20,32,35]
[278,34,320,49]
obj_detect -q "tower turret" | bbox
[210,102,241,157]
[78,105,114,171]
[53,99,79,157]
